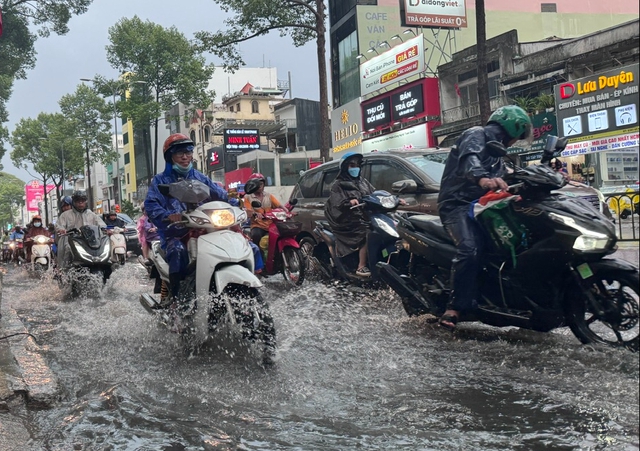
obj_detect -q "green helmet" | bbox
[487,105,532,141]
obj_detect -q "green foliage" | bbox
[512,96,536,114]
[0,0,92,158]
[512,94,556,114]
[533,93,555,111]
[120,199,137,219]
[59,84,117,166]
[0,172,25,227]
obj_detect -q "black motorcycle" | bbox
[58,225,113,297]
[309,188,408,284]
[378,138,639,351]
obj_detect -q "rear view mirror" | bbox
[541,135,560,164]
[392,179,418,194]
[158,184,170,196]
[289,198,299,206]
[251,200,262,209]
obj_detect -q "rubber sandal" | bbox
[355,266,371,277]
[438,313,458,331]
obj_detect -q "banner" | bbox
[561,132,639,157]
[25,180,55,212]
[400,0,468,29]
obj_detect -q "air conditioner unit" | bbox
[296,146,306,152]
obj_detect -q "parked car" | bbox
[289,148,614,254]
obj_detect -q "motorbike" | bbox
[2,239,12,263]
[58,225,113,297]
[108,226,127,265]
[26,234,54,273]
[138,180,276,362]
[11,238,25,265]
[309,188,407,285]
[377,136,639,351]
[248,198,306,286]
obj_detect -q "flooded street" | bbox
[1,263,638,450]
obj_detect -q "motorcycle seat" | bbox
[407,215,452,243]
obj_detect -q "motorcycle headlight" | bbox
[9,243,15,249]
[74,242,94,261]
[373,217,399,238]
[210,209,236,228]
[378,195,398,209]
[35,236,49,244]
[549,213,610,251]
[273,211,288,221]
[99,244,110,261]
[189,215,211,226]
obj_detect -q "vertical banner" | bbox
[25,180,55,212]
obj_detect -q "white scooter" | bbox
[28,234,54,273]
[139,180,276,362]
[108,226,127,265]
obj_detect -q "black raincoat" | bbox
[324,161,375,257]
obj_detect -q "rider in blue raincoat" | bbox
[145,133,228,302]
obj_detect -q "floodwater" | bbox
[1,263,638,450]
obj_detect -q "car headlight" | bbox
[210,209,236,227]
[549,212,609,251]
[378,195,397,209]
[373,217,399,238]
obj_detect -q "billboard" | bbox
[207,147,224,170]
[359,34,425,97]
[223,128,260,154]
[331,98,363,154]
[399,0,468,29]
[25,180,55,212]
[362,122,437,152]
[554,64,639,143]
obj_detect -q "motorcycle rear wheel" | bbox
[566,269,639,351]
[281,246,305,286]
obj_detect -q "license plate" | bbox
[577,263,594,279]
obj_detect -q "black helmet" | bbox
[244,178,262,195]
[72,190,88,212]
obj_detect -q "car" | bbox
[289,148,614,253]
[288,148,449,254]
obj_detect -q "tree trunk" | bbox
[85,144,94,210]
[316,0,330,163]
[476,0,491,124]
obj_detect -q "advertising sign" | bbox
[332,98,363,154]
[400,0,468,29]
[362,122,434,152]
[362,97,392,131]
[207,147,224,170]
[560,131,639,157]
[223,128,260,154]
[356,6,411,56]
[554,64,639,142]
[391,83,425,119]
[359,34,425,97]
[25,180,55,212]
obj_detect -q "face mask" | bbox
[348,167,360,178]
[33,222,42,228]
[172,162,192,176]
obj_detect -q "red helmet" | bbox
[248,173,266,183]
[163,133,194,161]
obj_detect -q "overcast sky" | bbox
[2,0,321,182]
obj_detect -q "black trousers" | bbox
[441,206,485,312]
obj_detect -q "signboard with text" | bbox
[391,83,425,119]
[207,147,224,170]
[362,97,392,131]
[560,132,639,157]
[332,98,363,154]
[400,0,468,29]
[359,34,425,97]
[223,128,260,154]
[25,180,55,212]
[554,64,639,143]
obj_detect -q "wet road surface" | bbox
[1,263,638,450]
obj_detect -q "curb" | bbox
[0,271,59,410]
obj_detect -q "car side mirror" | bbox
[392,179,418,194]
[158,184,170,196]
[251,200,262,209]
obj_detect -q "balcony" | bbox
[442,97,510,123]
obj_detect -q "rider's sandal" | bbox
[438,313,458,332]
[355,266,371,277]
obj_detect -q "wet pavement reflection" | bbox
[1,263,638,450]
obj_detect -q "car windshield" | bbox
[117,213,134,224]
[404,152,449,184]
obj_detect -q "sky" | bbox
[1,0,321,183]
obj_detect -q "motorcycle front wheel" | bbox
[281,246,305,286]
[566,269,639,352]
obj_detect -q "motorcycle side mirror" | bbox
[486,141,507,157]
[392,179,418,194]
[289,198,299,206]
[251,200,262,209]
[554,137,568,156]
[158,184,170,196]
[541,135,561,164]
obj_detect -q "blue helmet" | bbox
[340,152,363,172]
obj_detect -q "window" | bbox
[338,30,360,106]
[204,126,210,142]
[252,101,259,114]
[321,167,340,197]
[190,131,196,142]
[259,159,275,186]
[297,170,323,198]
[367,161,415,193]
[280,158,308,186]
[236,103,241,112]
[124,152,130,164]
[541,3,557,12]
[229,106,234,112]
[122,132,129,145]
[126,173,130,184]
[459,83,479,105]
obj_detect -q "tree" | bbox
[0,0,92,158]
[0,171,25,229]
[105,16,215,181]
[59,84,116,210]
[195,0,330,162]
[476,0,491,124]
